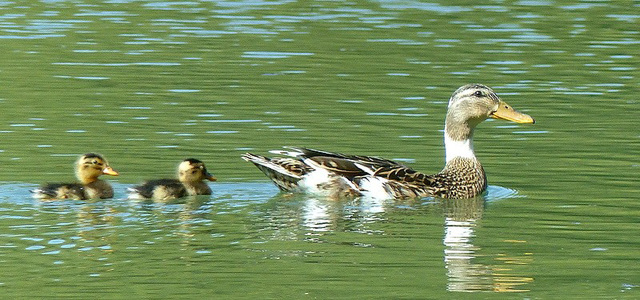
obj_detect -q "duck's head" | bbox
[75,153,119,184]
[445,84,535,141]
[177,158,216,184]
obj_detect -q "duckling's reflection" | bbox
[75,200,118,252]
[133,195,212,239]
[35,199,118,256]
[442,196,533,292]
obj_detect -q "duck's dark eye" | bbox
[473,90,483,97]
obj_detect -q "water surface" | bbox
[0,1,638,298]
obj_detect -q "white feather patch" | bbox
[354,163,394,199]
[354,163,376,175]
[444,134,476,163]
[298,169,332,193]
[268,146,304,158]
[358,176,393,200]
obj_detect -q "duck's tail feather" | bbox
[242,153,306,191]
[268,146,306,158]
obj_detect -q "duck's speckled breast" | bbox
[434,157,487,199]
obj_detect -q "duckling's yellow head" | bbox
[177,158,216,184]
[446,84,534,140]
[75,153,119,184]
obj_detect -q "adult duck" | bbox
[242,84,534,199]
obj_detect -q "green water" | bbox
[0,1,638,298]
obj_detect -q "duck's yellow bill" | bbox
[491,101,535,124]
[206,173,217,181]
[103,166,119,176]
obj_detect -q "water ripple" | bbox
[241,51,314,58]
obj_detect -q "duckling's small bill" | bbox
[205,173,217,182]
[102,166,119,176]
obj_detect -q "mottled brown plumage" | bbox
[242,84,534,199]
[374,157,486,199]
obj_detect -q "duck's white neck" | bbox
[444,132,476,163]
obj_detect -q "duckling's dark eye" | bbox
[92,160,99,165]
[473,90,484,97]
[191,170,198,174]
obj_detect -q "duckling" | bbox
[242,84,535,199]
[32,153,119,200]
[127,158,216,201]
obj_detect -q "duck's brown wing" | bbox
[244,147,418,195]
[287,147,405,167]
[274,147,407,178]
[349,164,446,198]
[372,166,438,185]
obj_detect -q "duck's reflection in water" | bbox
[442,197,533,292]
[301,198,332,233]
[301,196,387,234]
[271,190,533,293]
